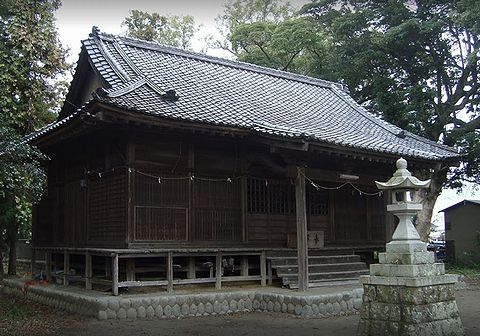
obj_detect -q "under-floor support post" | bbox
[85,252,92,290]
[112,254,119,296]
[240,256,249,276]
[267,259,273,285]
[126,258,136,282]
[187,257,196,279]
[260,251,267,286]
[63,250,70,286]
[215,252,222,290]
[45,251,52,282]
[31,249,36,276]
[167,252,174,293]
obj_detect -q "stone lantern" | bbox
[357,158,464,336]
[375,157,430,253]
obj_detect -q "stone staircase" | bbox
[267,249,369,289]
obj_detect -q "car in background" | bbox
[428,241,446,262]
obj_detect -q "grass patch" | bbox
[0,295,35,322]
[446,263,480,279]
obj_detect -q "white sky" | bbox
[54,0,479,236]
[56,0,310,60]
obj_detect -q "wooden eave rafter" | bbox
[30,116,92,149]
[42,100,458,170]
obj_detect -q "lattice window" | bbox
[307,184,329,216]
[247,178,295,215]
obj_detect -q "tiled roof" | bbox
[37,28,460,161]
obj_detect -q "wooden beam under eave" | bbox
[295,166,309,291]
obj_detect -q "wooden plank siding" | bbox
[88,170,128,244]
[33,130,389,250]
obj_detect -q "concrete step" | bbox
[266,249,354,258]
[269,255,361,267]
[275,262,368,275]
[288,279,361,289]
[281,270,370,286]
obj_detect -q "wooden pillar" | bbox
[187,257,196,279]
[267,259,273,285]
[31,249,36,276]
[112,254,119,296]
[126,144,135,246]
[85,252,92,290]
[241,176,247,242]
[45,251,52,282]
[260,251,267,286]
[295,166,309,291]
[215,252,222,290]
[126,258,136,281]
[63,250,69,286]
[167,252,173,293]
[240,256,249,276]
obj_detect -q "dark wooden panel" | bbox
[192,178,242,241]
[88,170,127,242]
[63,180,88,246]
[134,170,189,207]
[333,187,367,242]
[367,194,387,242]
[135,141,188,171]
[309,216,329,241]
[247,214,295,246]
[194,145,240,175]
[134,206,187,241]
[32,197,54,247]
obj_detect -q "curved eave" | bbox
[91,99,462,167]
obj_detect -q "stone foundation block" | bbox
[379,252,435,265]
[369,263,445,277]
[358,283,464,336]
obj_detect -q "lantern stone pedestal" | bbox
[357,158,464,336]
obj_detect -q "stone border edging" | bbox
[2,279,363,320]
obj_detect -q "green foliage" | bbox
[215,0,335,77]
[0,127,46,250]
[214,0,293,52]
[217,0,294,31]
[0,295,34,322]
[446,262,480,278]
[0,0,68,273]
[0,128,46,202]
[300,1,480,187]
[122,10,199,50]
[230,18,331,75]
[0,0,70,134]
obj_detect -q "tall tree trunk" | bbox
[7,220,17,276]
[414,163,448,242]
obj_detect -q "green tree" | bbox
[213,0,334,77]
[214,0,294,54]
[0,0,69,275]
[301,0,480,240]
[122,10,199,50]
[230,17,333,76]
[0,127,46,278]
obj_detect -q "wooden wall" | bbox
[33,130,129,248]
[128,133,387,248]
[33,128,389,249]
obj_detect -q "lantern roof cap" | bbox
[375,158,431,190]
